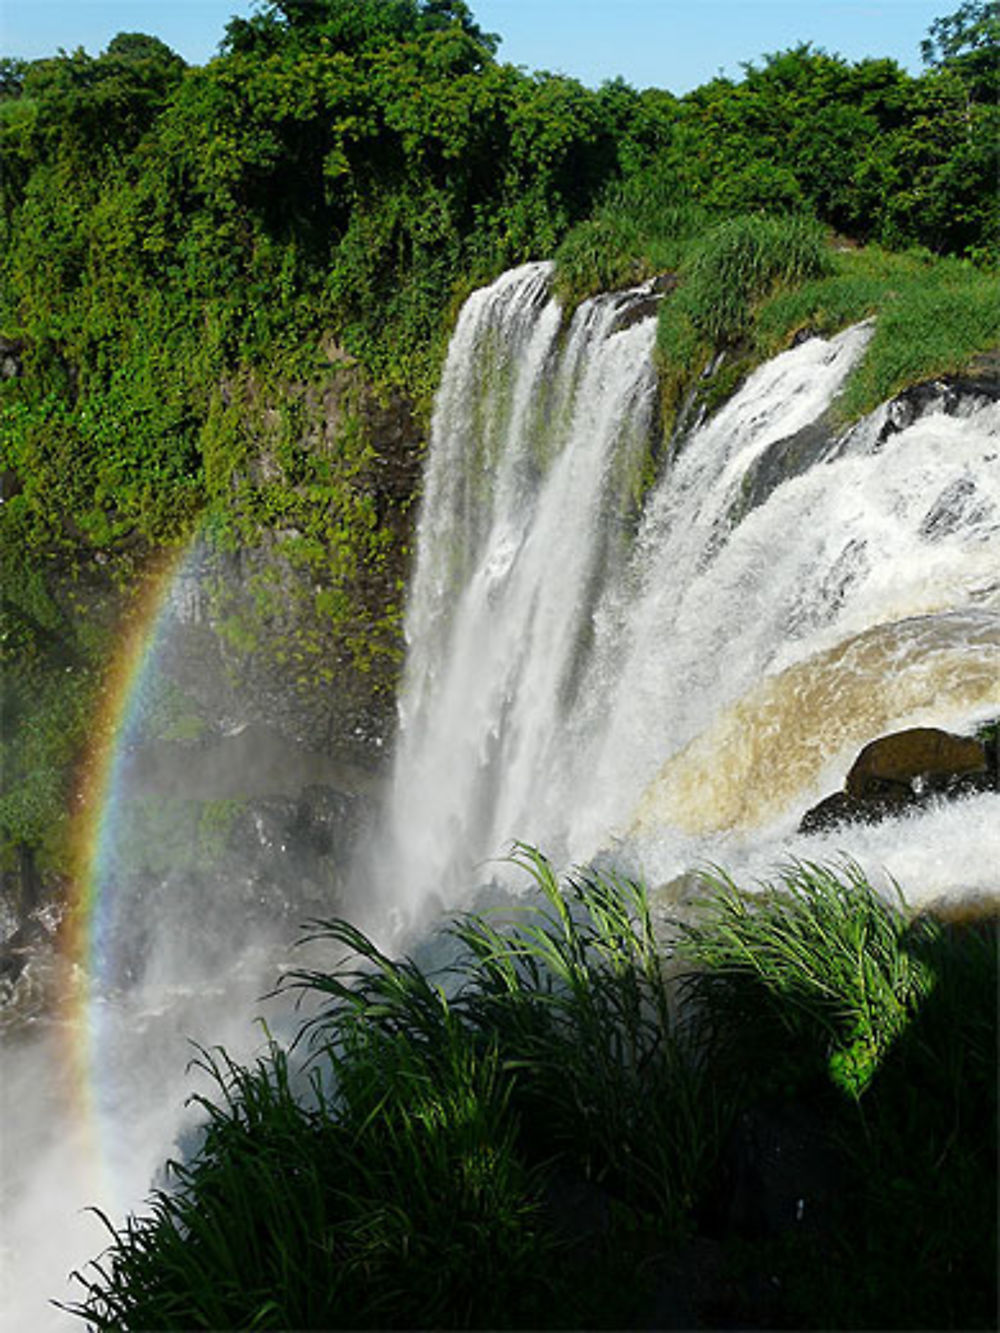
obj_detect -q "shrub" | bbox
[659,212,831,360]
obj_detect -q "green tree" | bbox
[224,0,498,61]
[921,1,1000,101]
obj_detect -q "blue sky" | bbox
[2,1,948,94]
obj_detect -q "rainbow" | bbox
[59,536,199,1206]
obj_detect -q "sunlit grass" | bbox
[675,858,938,1098]
[754,246,1000,421]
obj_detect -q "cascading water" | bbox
[381,262,1000,922]
[378,262,661,916]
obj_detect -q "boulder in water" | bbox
[800,725,994,834]
[845,727,988,800]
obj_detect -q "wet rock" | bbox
[872,375,1000,449]
[800,725,995,834]
[846,726,988,800]
[727,405,841,526]
[0,914,58,993]
[1,468,23,500]
[799,789,894,834]
[608,274,678,334]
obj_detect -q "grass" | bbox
[553,171,710,307]
[754,245,1000,421]
[660,213,831,352]
[675,858,938,1098]
[553,169,999,446]
[657,228,999,439]
[64,851,997,1330]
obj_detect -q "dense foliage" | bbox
[65,854,997,1329]
[1,1,997,919]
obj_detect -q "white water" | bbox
[379,263,661,914]
[382,263,1000,920]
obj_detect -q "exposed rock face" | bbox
[204,362,424,763]
[868,374,1000,449]
[800,725,996,834]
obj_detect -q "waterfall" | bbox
[379,263,661,912]
[381,264,1000,920]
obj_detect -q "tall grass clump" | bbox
[64,851,997,1329]
[449,844,721,1222]
[64,848,722,1330]
[676,858,937,1098]
[553,165,709,306]
[655,212,830,431]
[658,212,830,361]
[674,861,997,1329]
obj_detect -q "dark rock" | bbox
[798,790,890,834]
[728,405,842,527]
[650,273,679,295]
[800,725,995,834]
[730,367,1000,531]
[0,335,23,380]
[608,274,678,334]
[870,375,1000,451]
[0,915,56,990]
[846,727,988,801]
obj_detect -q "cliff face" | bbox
[195,352,426,759]
[0,352,426,981]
